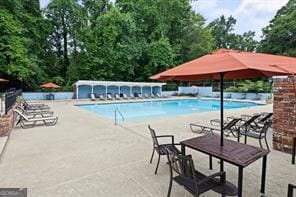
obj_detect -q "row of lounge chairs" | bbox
[90,93,168,101]
[212,93,262,100]
[190,112,273,150]
[13,98,58,129]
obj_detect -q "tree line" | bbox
[0,0,295,91]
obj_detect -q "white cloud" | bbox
[234,0,288,16]
[191,0,288,40]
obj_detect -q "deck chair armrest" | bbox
[197,171,226,185]
[156,135,174,144]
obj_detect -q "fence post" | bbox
[5,93,8,114]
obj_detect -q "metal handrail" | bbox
[114,107,125,125]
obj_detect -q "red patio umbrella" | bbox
[40,82,60,89]
[151,49,296,146]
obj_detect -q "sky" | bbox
[40,0,288,40]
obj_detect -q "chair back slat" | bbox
[241,114,260,129]
[258,113,273,123]
[166,148,198,183]
[148,125,159,147]
[224,118,241,130]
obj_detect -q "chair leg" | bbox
[259,138,263,148]
[264,136,270,151]
[244,135,247,144]
[167,172,173,197]
[149,148,155,164]
[155,154,160,174]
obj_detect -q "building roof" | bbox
[73,80,166,87]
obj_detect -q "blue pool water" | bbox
[78,99,258,122]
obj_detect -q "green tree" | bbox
[208,15,258,51]
[0,9,34,83]
[259,0,296,56]
[44,0,84,81]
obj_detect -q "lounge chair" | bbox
[122,93,129,100]
[22,98,47,107]
[238,93,246,99]
[97,94,105,101]
[190,118,241,136]
[14,109,58,129]
[114,94,121,100]
[239,120,271,150]
[155,93,161,98]
[212,93,220,98]
[166,147,238,197]
[130,94,136,99]
[225,93,232,99]
[90,93,96,101]
[107,94,113,100]
[252,93,262,100]
[148,125,181,174]
[16,106,54,118]
[144,94,150,98]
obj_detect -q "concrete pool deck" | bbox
[0,98,295,197]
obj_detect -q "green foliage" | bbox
[0,9,34,82]
[0,0,291,92]
[226,80,272,93]
[208,15,258,51]
[259,0,296,56]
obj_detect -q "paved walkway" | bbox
[0,99,295,197]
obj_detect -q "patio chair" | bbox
[22,98,47,107]
[239,120,272,150]
[107,94,113,100]
[144,93,150,98]
[155,93,161,98]
[166,147,238,197]
[224,93,232,99]
[14,109,58,129]
[114,93,121,100]
[190,118,241,137]
[122,93,129,100]
[238,93,246,100]
[97,94,106,101]
[16,106,54,118]
[212,93,220,98]
[90,93,96,101]
[252,93,262,100]
[148,125,181,174]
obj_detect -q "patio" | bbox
[0,99,294,197]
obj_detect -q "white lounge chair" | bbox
[107,94,113,100]
[122,94,129,100]
[115,94,121,100]
[90,93,96,101]
[14,109,58,129]
[98,94,105,101]
[144,94,150,98]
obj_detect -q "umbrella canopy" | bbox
[40,82,60,89]
[151,49,296,146]
[151,48,296,81]
[0,78,9,83]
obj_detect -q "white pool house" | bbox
[73,80,166,99]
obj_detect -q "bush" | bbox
[225,80,272,93]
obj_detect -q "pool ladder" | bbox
[114,107,125,125]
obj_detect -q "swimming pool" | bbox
[78,99,258,122]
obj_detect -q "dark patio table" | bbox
[180,135,270,197]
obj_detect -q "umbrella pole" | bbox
[220,73,224,146]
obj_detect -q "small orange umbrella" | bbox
[40,82,60,89]
[0,78,9,83]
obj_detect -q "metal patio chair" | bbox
[148,125,181,174]
[239,120,272,150]
[166,147,238,197]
